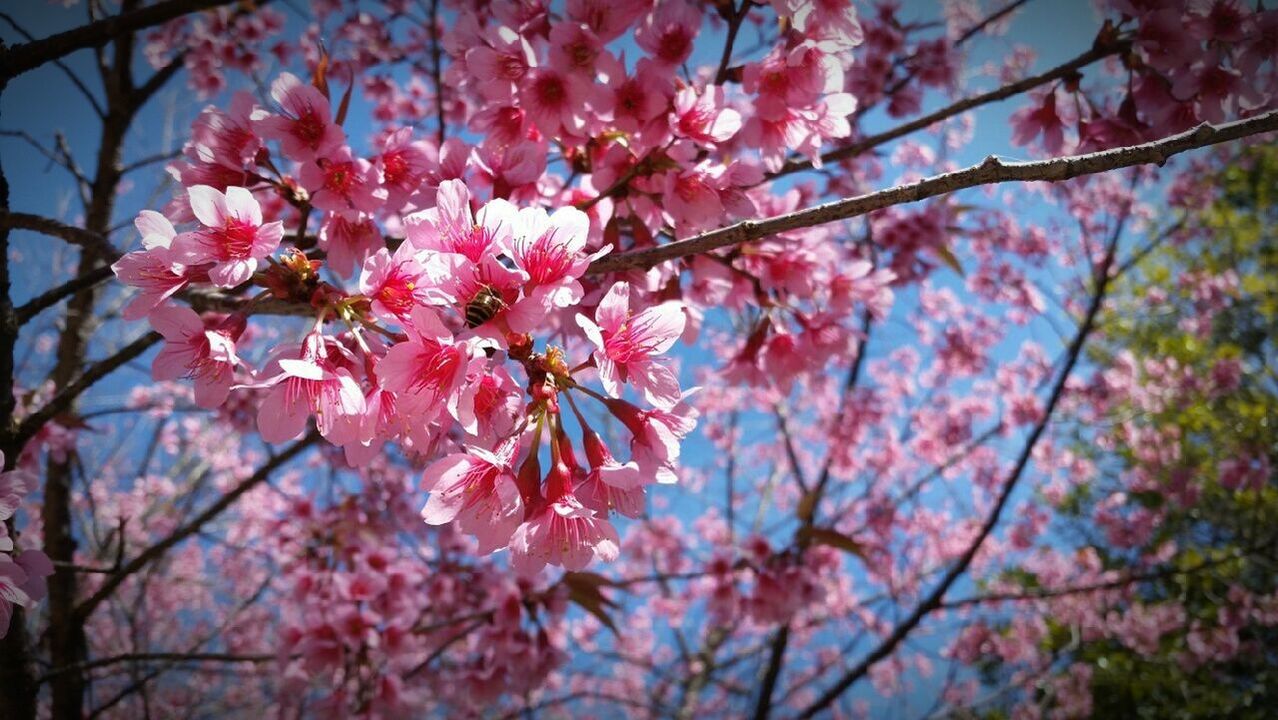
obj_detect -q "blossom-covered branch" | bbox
[593,111,1278,274]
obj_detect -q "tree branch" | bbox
[0,11,106,117]
[13,331,160,449]
[589,112,1278,276]
[38,652,274,683]
[0,211,120,261]
[0,0,240,81]
[15,266,115,324]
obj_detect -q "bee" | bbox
[465,286,507,328]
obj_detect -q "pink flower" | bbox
[548,21,622,80]
[358,245,439,321]
[775,0,864,48]
[112,250,192,322]
[256,337,366,444]
[1,556,32,638]
[0,549,52,639]
[404,179,517,264]
[465,25,537,103]
[472,139,549,204]
[577,282,686,408]
[13,550,51,606]
[505,205,600,317]
[112,210,197,321]
[149,304,241,409]
[378,306,480,428]
[376,127,435,210]
[671,85,742,146]
[252,72,345,162]
[575,430,644,518]
[420,440,524,554]
[298,145,387,214]
[318,211,382,278]
[1170,53,1263,124]
[662,163,726,233]
[0,453,34,530]
[434,252,529,338]
[469,366,523,445]
[566,0,650,42]
[509,462,620,575]
[188,91,261,171]
[606,392,699,485]
[607,60,674,141]
[741,88,856,172]
[170,185,283,287]
[741,106,813,173]
[518,67,599,139]
[135,210,176,250]
[1010,90,1069,154]
[635,0,701,67]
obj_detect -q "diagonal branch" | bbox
[13,331,160,449]
[0,0,240,81]
[793,209,1127,719]
[588,111,1278,276]
[15,266,115,324]
[0,211,120,260]
[133,114,1278,320]
[0,11,106,117]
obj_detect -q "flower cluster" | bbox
[1011,0,1277,154]
[113,71,697,574]
[0,453,52,637]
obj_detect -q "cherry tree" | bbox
[0,0,1274,717]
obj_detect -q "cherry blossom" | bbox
[170,185,284,287]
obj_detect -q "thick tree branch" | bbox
[74,430,319,620]
[0,0,239,81]
[0,211,120,260]
[0,11,106,117]
[15,266,115,324]
[13,331,160,450]
[589,112,1278,276]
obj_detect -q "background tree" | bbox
[956,145,1278,719]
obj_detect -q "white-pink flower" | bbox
[149,305,241,409]
[509,462,620,575]
[378,306,481,430]
[170,185,283,287]
[252,72,345,162]
[671,85,742,146]
[504,204,604,319]
[255,336,366,445]
[577,282,686,409]
[420,440,524,554]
